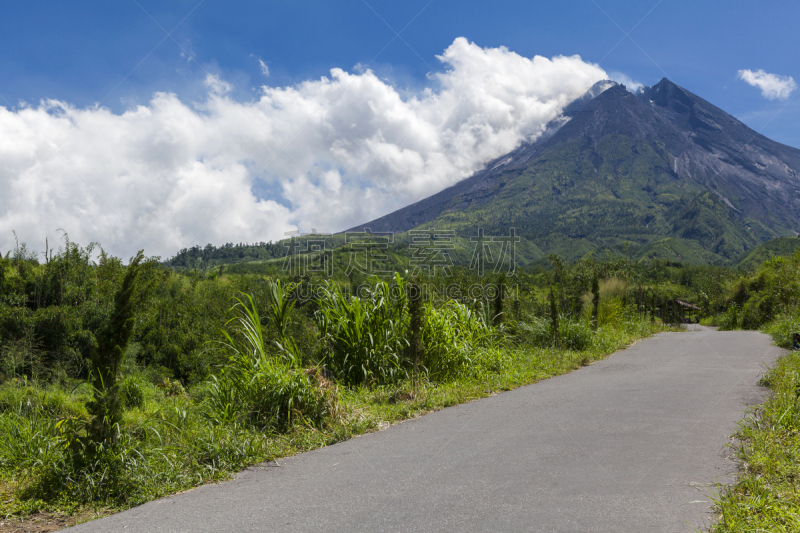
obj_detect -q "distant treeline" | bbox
[165,241,286,269]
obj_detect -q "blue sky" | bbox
[1,1,798,258]
[3,0,798,145]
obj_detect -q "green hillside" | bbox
[404,135,761,265]
[736,236,800,270]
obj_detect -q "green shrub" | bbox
[597,297,624,327]
[119,375,146,409]
[720,253,800,331]
[315,278,409,385]
[31,424,149,506]
[420,301,495,380]
[516,316,552,347]
[559,318,592,351]
[519,315,591,352]
[764,314,800,349]
[212,294,333,430]
[719,304,740,330]
[228,362,329,430]
[157,377,186,397]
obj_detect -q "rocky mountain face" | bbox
[347,79,800,264]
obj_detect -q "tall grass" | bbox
[0,270,665,523]
[517,315,592,351]
[315,277,409,385]
[420,300,498,380]
[210,292,333,430]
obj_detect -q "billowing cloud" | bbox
[608,71,643,93]
[737,69,797,100]
[0,37,608,259]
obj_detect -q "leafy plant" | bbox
[420,300,494,380]
[315,277,409,385]
[85,251,145,446]
[212,294,332,430]
[119,375,146,409]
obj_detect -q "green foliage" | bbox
[118,375,146,409]
[558,317,593,351]
[719,252,800,330]
[157,377,186,397]
[0,411,61,471]
[764,314,800,349]
[736,236,800,270]
[262,279,302,366]
[407,280,423,375]
[420,301,495,380]
[315,277,410,386]
[710,348,800,531]
[85,250,145,446]
[0,232,710,522]
[668,192,760,260]
[518,315,593,352]
[213,294,331,430]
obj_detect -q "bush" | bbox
[315,278,409,385]
[119,375,146,409]
[212,293,334,430]
[516,316,552,347]
[720,253,800,330]
[157,377,186,397]
[559,318,592,351]
[764,314,800,349]
[212,363,330,430]
[421,301,495,380]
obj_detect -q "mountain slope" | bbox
[736,237,800,270]
[346,79,800,264]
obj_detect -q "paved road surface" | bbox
[69,328,781,532]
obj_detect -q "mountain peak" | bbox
[561,80,618,116]
[640,78,694,113]
[347,78,800,261]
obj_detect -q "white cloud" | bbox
[0,37,607,259]
[258,59,270,77]
[203,73,232,95]
[738,69,797,100]
[608,71,643,93]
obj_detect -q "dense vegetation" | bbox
[2,233,712,524]
[2,232,799,529]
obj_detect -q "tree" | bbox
[85,251,145,445]
[549,287,559,349]
[591,274,600,330]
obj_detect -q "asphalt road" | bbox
[69,328,781,532]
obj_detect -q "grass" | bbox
[0,316,663,527]
[708,316,800,532]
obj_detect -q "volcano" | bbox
[347,79,800,263]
